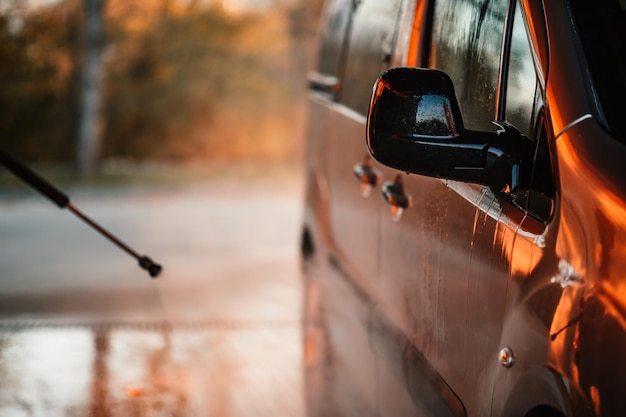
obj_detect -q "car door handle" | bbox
[308,71,340,98]
[382,175,411,221]
[353,157,379,197]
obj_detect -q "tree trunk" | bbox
[76,0,105,176]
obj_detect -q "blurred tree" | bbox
[102,0,303,162]
[75,0,105,175]
[102,1,247,160]
[0,0,80,162]
[0,0,320,166]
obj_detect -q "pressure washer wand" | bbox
[0,150,162,278]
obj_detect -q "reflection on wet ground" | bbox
[0,167,305,417]
[0,323,302,416]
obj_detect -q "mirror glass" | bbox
[413,94,458,138]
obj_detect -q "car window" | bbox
[429,0,508,132]
[315,0,354,78]
[338,0,403,115]
[569,0,626,144]
[505,3,538,138]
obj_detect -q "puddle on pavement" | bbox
[0,324,304,417]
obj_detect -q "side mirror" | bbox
[366,67,532,192]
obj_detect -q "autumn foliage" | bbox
[0,0,321,165]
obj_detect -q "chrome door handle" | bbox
[382,175,411,221]
[353,157,379,197]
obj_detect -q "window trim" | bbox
[495,0,518,122]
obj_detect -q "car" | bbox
[300,0,626,416]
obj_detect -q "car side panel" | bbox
[375,165,520,416]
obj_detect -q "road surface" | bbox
[0,165,305,417]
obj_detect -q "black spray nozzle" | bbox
[139,256,162,278]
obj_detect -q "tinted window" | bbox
[339,0,403,115]
[429,0,507,132]
[569,0,626,143]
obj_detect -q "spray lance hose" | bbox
[0,150,162,278]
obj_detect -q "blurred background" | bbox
[0,0,322,415]
[0,0,322,169]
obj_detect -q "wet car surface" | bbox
[0,168,305,417]
[302,0,626,416]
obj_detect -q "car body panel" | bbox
[302,0,626,416]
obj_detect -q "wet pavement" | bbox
[0,166,305,417]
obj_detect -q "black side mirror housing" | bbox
[367,67,533,192]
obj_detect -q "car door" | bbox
[307,0,403,415]
[371,1,552,416]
